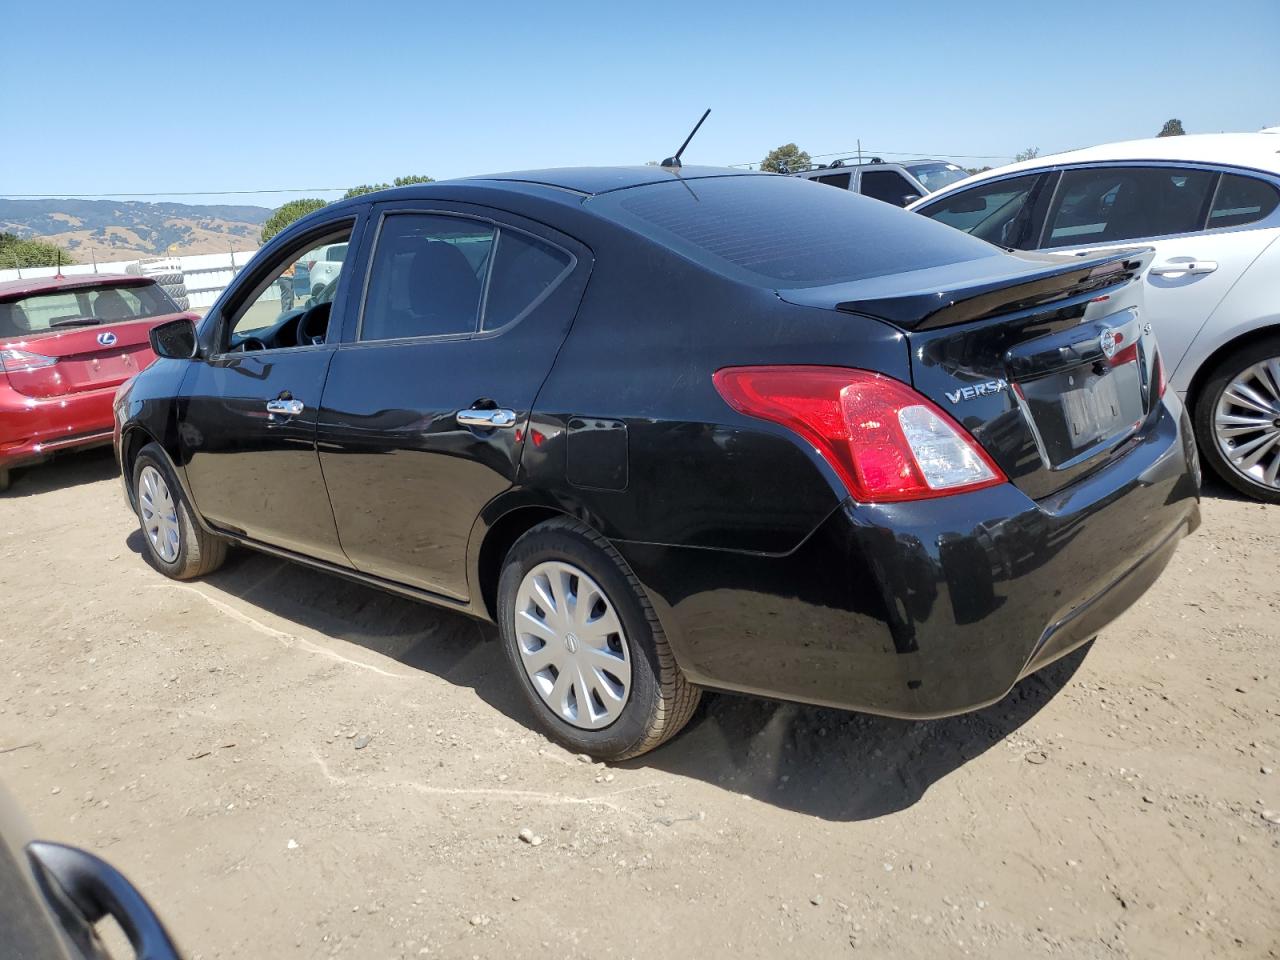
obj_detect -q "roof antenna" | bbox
[661,109,711,169]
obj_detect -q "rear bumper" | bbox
[0,380,116,470]
[614,395,1200,718]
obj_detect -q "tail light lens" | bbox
[712,366,1006,503]
[0,348,58,373]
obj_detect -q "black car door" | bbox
[317,202,591,599]
[179,214,367,565]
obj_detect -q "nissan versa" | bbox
[113,168,1200,760]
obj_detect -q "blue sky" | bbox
[3,0,1278,207]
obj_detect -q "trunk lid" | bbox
[780,249,1162,499]
[0,277,192,399]
[0,317,177,399]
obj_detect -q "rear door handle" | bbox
[266,398,304,416]
[1150,259,1218,278]
[27,841,181,960]
[457,407,517,428]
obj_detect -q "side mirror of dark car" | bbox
[901,194,922,206]
[149,318,198,359]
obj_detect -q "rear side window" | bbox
[1209,173,1280,229]
[0,282,174,337]
[814,173,852,189]
[859,169,918,206]
[592,174,999,288]
[918,174,1044,249]
[481,230,573,331]
[1042,166,1215,247]
[361,215,494,341]
[327,244,348,263]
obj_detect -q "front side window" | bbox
[1208,173,1280,229]
[360,215,495,341]
[917,174,1044,249]
[1042,166,1215,248]
[226,224,354,350]
[859,169,919,206]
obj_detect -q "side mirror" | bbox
[149,317,198,359]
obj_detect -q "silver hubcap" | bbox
[138,465,180,563]
[1214,357,1280,490]
[513,561,631,730]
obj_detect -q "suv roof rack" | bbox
[788,157,887,174]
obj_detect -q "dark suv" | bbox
[115,167,1200,760]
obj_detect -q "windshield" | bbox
[905,162,970,193]
[0,281,177,339]
[590,173,999,288]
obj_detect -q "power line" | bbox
[0,188,350,199]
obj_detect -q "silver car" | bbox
[911,132,1280,502]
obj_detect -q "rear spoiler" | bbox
[779,248,1154,332]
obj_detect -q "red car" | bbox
[0,274,198,491]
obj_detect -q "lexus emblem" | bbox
[97,331,118,346]
[1099,328,1123,359]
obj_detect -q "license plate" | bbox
[1060,362,1135,449]
[1018,360,1144,467]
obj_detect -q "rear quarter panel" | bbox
[520,235,911,554]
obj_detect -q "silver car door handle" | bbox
[266,399,304,415]
[1150,259,1218,278]
[457,407,517,428]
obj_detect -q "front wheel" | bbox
[132,443,228,579]
[497,517,700,760]
[1193,335,1280,503]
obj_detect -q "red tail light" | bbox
[713,366,1006,503]
[0,348,58,374]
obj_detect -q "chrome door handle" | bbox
[266,399,304,416]
[457,407,517,428]
[1150,259,1218,278]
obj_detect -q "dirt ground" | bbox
[1,448,1277,960]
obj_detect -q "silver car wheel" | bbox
[138,465,181,563]
[513,560,632,730]
[1214,358,1280,491]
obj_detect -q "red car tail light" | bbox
[712,366,1007,503]
[0,348,58,373]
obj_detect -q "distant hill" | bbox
[0,198,273,261]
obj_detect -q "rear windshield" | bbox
[589,174,999,288]
[904,162,970,193]
[0,281,177,338]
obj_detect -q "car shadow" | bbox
[123,532,1088,822]
[1,447,118,498]
[626,646,1088,822]
[1197,472,1261,504]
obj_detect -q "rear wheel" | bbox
[132,443,228,578]
[497,517,700,760]
[1193,335,1280,503]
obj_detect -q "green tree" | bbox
[1157,118,1186,137]
[1013,147,1040,163]
[343,174,435,200]
[0,232,76,269]
[761,143,811,174]
[261,199,327,243]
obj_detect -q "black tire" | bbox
[131,443,228,579]
[0,468,9,493]
[1192,334,1280,504]
[497,517,700,761]
[149,272,183,287]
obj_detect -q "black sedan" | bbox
[114,167,1200,760]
